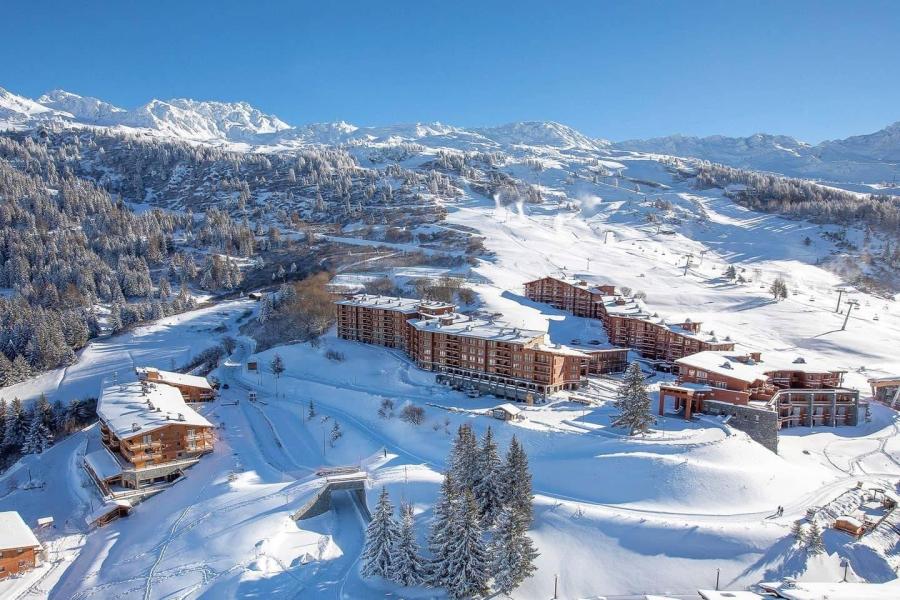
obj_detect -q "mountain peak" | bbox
[37,89,125,124]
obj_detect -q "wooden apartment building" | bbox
[87,381,215,491]
[0,511,42,579]
[136,367,215,402]
[524,276,734,362]
[335,294,627,400]
[659,351,859,427]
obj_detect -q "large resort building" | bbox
[336,294,627,401]
[85,380,214,496]
[524,276,734,363]
[659,351,860,428]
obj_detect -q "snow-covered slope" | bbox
[0,86,66,129]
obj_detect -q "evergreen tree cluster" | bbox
[0,394,97,467]
[361,426,538,598]
[694,161,900,240]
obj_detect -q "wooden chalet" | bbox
[869,376,900,409]
[0,511,42,579]
[90,381,214,490]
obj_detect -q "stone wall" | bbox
[703,400,779,453]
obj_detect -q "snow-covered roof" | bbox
[836,515,863,527]
[660,382,714,393]
[868,375,900,385]
[136,367,212,390]
[698,591,765,600]
[494,403,522,416]
[335,294,455,314]
[761,356,844,375]
[0,511,41,550]
[98,381,213,439]
[86,499,132,526]
[675,351,769,384]
[84,447,123,481]
[759,580,900,600]
[408,314,546,345]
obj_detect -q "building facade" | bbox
[524,276,734,362]
[90,382,215,490]
[335,294,615,401]
[659,351,859,428]
[136,367,215,402]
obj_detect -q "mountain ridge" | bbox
[1,86,898,182]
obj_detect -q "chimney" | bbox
[131,423,140,432]
[178,413,185,421]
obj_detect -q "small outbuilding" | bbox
[834,515,866,538]
[491,403,524,422]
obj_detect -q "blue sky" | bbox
[2,1,898,142]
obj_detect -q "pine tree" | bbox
[491,506,539,595]
[361,487,401,579]
[307,399,316,419]
[500,435,534,529]
[443,489,490,599]
[790,520,805,543]
[21,409,52,455]
[804,520,825,554]
[109,302,124,332]
[473,426,503,527]
[448,423,478,493]
[270,353,285,394]
[2,398,25,450]
[390,503,426,587]
[612,362,655,435]
[426,472,458,587]
[724,265,737,280]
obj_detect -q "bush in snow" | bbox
[770,277,789,301]
[400,404,425,426]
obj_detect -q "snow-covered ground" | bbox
[1,151,899,598]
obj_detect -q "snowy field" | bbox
[1,152,899,598]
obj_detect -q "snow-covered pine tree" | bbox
[790,520,805,543]
[443,488,490,599]
[448,423,479,493]
[804,520,825,554]
[307,399,316,419]
[21,408,52,455]
[426,472,458,587]
[491,506,539,595]
[361,487,401,579]
[473,426,503,527]
[2,398,25,450]
[329,421,343,447]
[500,435,534,528]
[390,503,426,587]
[612,362,655,435]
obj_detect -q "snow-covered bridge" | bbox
[291,467,369,521]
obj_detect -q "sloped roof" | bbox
[136,367,212,390]
[0,511,41,550]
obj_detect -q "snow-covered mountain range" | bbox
[616,125,900,183]
[1,85,899,183]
